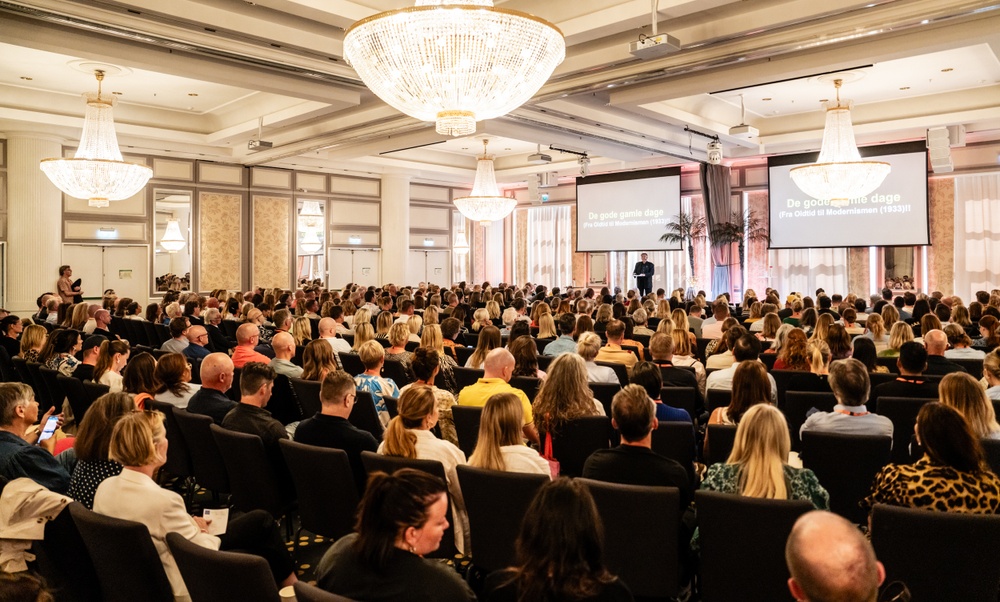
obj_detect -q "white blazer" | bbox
[93,469,220,602]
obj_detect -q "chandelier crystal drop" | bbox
[453,140,517,225]
[790,79,891,209]
[343,0,565,137]
[159,220,186,253]
[39,70,153,208]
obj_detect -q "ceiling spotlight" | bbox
[707,140,723,164]
[579,156,591,177]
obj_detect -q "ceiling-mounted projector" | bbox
[628,33,681,60]
[527,152,552,164]
[729,124,759,139]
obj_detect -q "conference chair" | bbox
[509,375,541,401]
[337,352,365,376]
[456,465,548,572]
[381,358,412,387]
[350,390,386,441]
[782,391,837,450]
[983,438,1000,474]
[452,405,482,458]
[10,356,31,385]
[57,373,93,424]
[596,361,629,387]
[588,382,621,417]
[81,381,111,405]
[660,386,699,422]
[39,507,103,602]
[703,424,737,466]
[695,491,812,602]
[760,353,777,371]
[539,415,614,477]
[26,362,55,413]
[279,440,360,541]
[267,374,303,425]
[68,502,174,602]
[166,533,280,602]
[453,366,484,390]
[878,396,935,463]
[579,479,682,599]
[172,409,230,503]
[289,377,322,418]
[294,582,358,602]
[383,395,399,418]
[209,424,295,525]
[651,421,697,485]
[705,388,731,414]
[146,400,194,494]
[228,367,242,402]
[871,504,1000,600]
[800,431,891,524]
[359,451,456,559]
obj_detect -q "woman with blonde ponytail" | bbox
[694,405,828,547]
[378,385,469,553]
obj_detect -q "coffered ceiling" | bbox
[1,0,999,186]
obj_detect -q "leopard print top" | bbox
[862,457,1000,514]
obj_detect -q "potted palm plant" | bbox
[659,212,706,285]
[708,209,770,286]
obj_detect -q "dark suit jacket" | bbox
[923,355,967,376]
[633,261,654,286]
[206,323,233,353]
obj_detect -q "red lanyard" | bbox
[835,409,869,417]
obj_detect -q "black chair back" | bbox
[382,359,412,387]
[588,382,621,417]
[878,396,934,463]
[983,438,1000,474]
[172,409,230,495]
[10,356,31,384]
[580,479,681,598]
[220,320,239,340]
[0,347,17,382]
[704,424,737,465]
[359,451,456,558]
[509,376,541,402]
[800,432,891,524]
[453,345,473,366]
[651,422,697,485]
[695,491,812,602]
[350,390,386,441]
[539,416,614,477]
[871,503,1000,600]
[452,405,482,458]
[82,382,111,405]
[760,353,777,370]
[146,400,193,480]
[209,424,291,517]
[294,582,357,602]
[536,354,553,371]
[383,395,399,419]
[660,386,698,422]
[453,366,484,391]
[166,532,280,602]
[695,338,713,363]
[40,507,103,602]
[705,388,732,414]
[782,391,837,450]
[39,366,66,409]
[770,369,805,407]
[596,361,629,387]
[279,440,360,539]
[338,352,365,376]
[154,323,171,345]
[268,374,303,425]
[26,362,54,413]
[68,502,174,602]
[58,374,93,424]
[456,465,547,572]
[289,377,322,418]
[142,321,160,348]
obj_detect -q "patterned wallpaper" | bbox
[199,192,242,291]
[747,192,770,296]
[515,209,528,285]
[571,205,588,287]
[252,196,291,288]
[928,177,955,295]
[848,247,869,297]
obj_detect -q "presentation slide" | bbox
[768,141,929,249]
[576,167,682,252]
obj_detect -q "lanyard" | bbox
[835,409,870,417]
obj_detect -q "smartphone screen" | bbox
[37,415,59,445]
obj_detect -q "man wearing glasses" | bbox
[184,325,211,360]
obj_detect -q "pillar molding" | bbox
[380,172,411,285]
[6,133,64,314]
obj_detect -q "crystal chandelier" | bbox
[300,229,323,254]
[40,70,153,208]
[298,201,324,253]
[453,229,470,255]
[159,220,186,253]
[790,79,891,209]
[344,0,565,137]
[453,140,517,225]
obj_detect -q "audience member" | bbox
[93,339,130,393]
[577,332,619,384]
[71,335,105,381]
[354,340,400,428]
[543,313,578,357]
[153,352,201,408]
[533,353,605,438]
[800,358,893,440]
[121,352,159,409]
[706,334,777,403]
[468,392,550,478]
[268,331,303,379]
[786,341,833,393]
[594,320,638,375]
[186,353,237,424]
[938,372,1000,440]
[183,325,211,360]
[922,329,967,376]
[459,348,539,445]
[399,347,457,445]
[630,361,691,423]
[785,511,885,602]
[869,342,938,412]
[160,317,190,354]
[466,325,501,369]
[231,323,271,368]
[0,383,69,493]
[774,328,810,371]
[67,392,132,508]
[943,323,985,359]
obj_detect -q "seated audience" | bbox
[384,322,413,367]
[70,335,103,382]
[40,329,82,377]
[577,332,619,384]
[943,323,985,359]
[221,362,286,448]
[465,325,501,369]
[630,361,691,423]
[509,336,544,379]
[533,354,606,441]
[420,324,459,394]
[231,323,271,368]
[863,402,1000,514]
[706,334,778,404]
[787,341,833,393]
[0,383,70,493]
[160,317,190,354]
[594,320,638,375]
[985,350,1000,401]
[877,321,914,358]
[301,339,339,382]
[851,337,888,373]
[542,313,578,357]
[468,392,550,478]
[186,352,237,424]
[706,325,743,370]
[92,339,129,393]
[973,314,1000,350]
[93,410,297,599]
[459,348,539,445]
[399,347,457,446]
[669,329,707,395]
[153,352,201,408]
[938,372,1000,440]
[786,511,885,602]
[922,328,968,376]
[379,385,469,553]
[268,331,303,379]
[869,342,939,413]
[583,384,691,503]
[485,478,632,602]
[316,469,476,601]
[774,328,811,371]
[0,315,22,359]
[354,340,400,428]
[800,358,893,440]
[67,392,132,508]
[294,370,378,492]
[18,324,47,364]
[708,360,771,427]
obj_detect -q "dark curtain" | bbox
[701,163,736,297]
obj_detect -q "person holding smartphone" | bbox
[0,383,70,494]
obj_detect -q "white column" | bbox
[380,172,411,285]
[6,133,64,315]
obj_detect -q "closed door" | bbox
[329,249,382,288]
[62,245,149,305]
[408,250,450,283]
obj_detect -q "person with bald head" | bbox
[183,325,211,360]
[232,323,270,368]
[786,510,885,602]
[187,352,237,424]
[82,303,102,334]
[92,309,113,339]
[457,347,538,444]
[922,328,968,376]
[319,317,352,355]
[269,331,303,379]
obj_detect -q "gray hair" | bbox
[828,358,870,406]
[0,383,34,426]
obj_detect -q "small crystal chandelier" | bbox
[790,79,891,209]
[40,70,153,208]
[300,229,323,254]
[159,220,186,253]
[298,202,324,253]
[453,140,517,225]
[344,0,565,137]
[453,229,470,255]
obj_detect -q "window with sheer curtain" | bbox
[519,204,574,288]
[954,173,1000,301]
[768,248,849,297]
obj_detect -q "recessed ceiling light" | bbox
[819,98,828,102]
[19,76,32,81]
[607,84,615,88]
[899,86,910,90]
[762,97,772,101]
[505,148,511,151]
[941,68,954,72]
[112,91,124,95]
[921,19,929,24]
[188,93,199,96]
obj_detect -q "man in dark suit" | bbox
[869,342,938,413]
[633,253,654,297]
[922,329,967,376]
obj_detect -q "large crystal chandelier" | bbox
[453,140,517,225]
[790,79,890,209]
[40,70,152,208]
[343,0,565,137]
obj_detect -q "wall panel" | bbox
[199,192,242,291]
[252,195,291,288]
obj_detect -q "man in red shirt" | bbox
[231,323,270,368]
